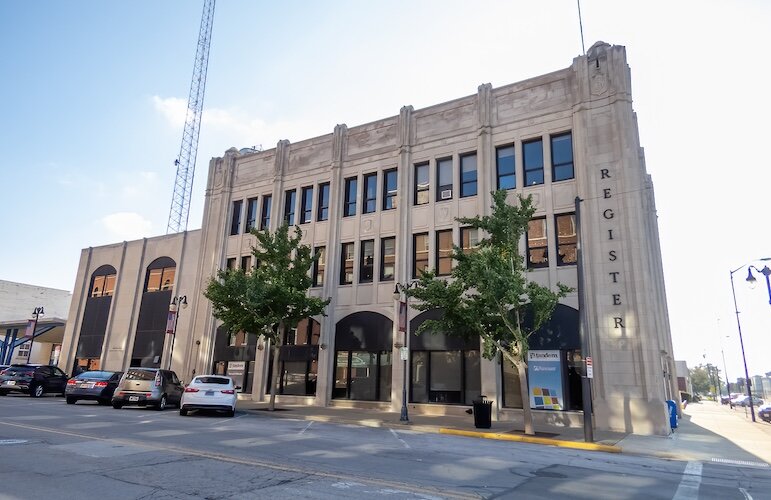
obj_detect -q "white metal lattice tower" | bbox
[167,0,216,234]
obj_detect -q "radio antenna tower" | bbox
[167,0,216,234]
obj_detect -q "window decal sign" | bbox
[528,350,564,410]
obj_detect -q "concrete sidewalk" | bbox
[237,398,771,464]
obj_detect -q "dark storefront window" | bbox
[333,311,393,402]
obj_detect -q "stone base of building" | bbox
[593,397,671,436]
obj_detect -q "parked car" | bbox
[111,368,183,411]
[758,404,771,423]
[0,364,68,397]
[0,365,8,374]
[179,375,238,417]
[731,395,764,407]
[720,394,733,405]
[65,370,123,405]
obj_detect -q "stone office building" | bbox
[60,42,677,435]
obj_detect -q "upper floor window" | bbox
[460,153,477,197]
[313,246,325,287]
[344,177,357,217]
[415,163,429,205]
[230,200,243,235]
[240,256,251,272]
[145,267,175,292]
[359,240,375,283]
[496,146,516,190]
[90,271,117,298]
[413,233,429,278]
[523,139,544,186]
[317,183,330,221]
[340,242,355,284]
[260,195,272,230]
[551,132,574,182]
[436,158,453,201]
[555,213,577,266]
[245,198,259,232]
[363,173,377,214]
[436,230,453,276]
[380,237,395,281]
[383,168,398,210]
[229,330,248,347]
[526,218,548,269]
[460,227,479,255]
[284,189,296,226]
[226,258,237,270]
[300,187,313,224]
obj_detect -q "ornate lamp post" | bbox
[729,258,771,423]
[393,281,418,423]
[167,295,188,370]
[26,306,44,363]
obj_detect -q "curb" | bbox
[438,428,622,453]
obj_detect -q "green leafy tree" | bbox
[407,191,571,435]
[204,224,330,410]
[689,364,713,396]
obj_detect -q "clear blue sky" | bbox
[1,0,770,382]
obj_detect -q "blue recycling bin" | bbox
[666,400,678,431]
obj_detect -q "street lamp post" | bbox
[27,306,44,364]
[393,281,418,423]
[729,258,771,423]
[167,295,188,370]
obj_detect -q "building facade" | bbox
[60,42,677,435]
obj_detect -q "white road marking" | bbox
[739,488,753,500]
[390,428,410,449]
[136,429,191,438]
[299,421,313,435]
[672,461,702,500]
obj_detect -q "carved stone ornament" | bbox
[439,206,450,221]
[362,219,373,233]
[591,70,608,96]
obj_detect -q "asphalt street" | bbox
[0,395,769,499]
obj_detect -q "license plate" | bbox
[80,383,93,389]
[129,396,139,402]
[7,381,15,385]
[205,390,215,396]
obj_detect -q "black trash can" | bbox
[472,396,493,429]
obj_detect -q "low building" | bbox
[675,360,693,397]
[59,42,677,435]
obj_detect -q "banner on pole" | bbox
[398,301,407,333]
[165,311,177,335]
[24,320,35,339]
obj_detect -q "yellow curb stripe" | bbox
[439,428,621,453]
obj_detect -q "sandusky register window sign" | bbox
[528,350,564,410]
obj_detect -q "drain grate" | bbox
[0,439,28,445]
[711,458,769,468]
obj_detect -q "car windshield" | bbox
[4,367,34,377]
[124,369,156,381]
[194,377,230,385]
[76,371,113,380]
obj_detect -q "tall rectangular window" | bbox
[300,186,313,224]
[414,163,429,205]
[359,240,375,283]
[344,177,357,217]
[436,230,453,276]
[524,139,544,186]
[260,195,272,230]
[413,233,429,278]
[283,189,296,225]
[460,227,479,255]
[226,258,237,270]
[383,169,398,210]
[317,183,330,221]
[496,146,516,190]
[340,242,355,284]
[246,198,259,231]
[230,200,243,235]
[551,132,574,182]
[240,256,251,271]
[527,218,548,269]
[436,158,453,201]
[380,237,395,281]
[555,213,577,266]
[460,153,477,197]
[363,173,377,214]
[313,247,325,287]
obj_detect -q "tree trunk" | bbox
[515,360,534,435]
[268,321,284,411]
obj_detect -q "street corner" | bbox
[437,428,622,453]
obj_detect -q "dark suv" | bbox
[111,368,184,411]
[0,364,69,397]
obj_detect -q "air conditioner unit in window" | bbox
[440,190,452,200]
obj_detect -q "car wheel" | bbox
[66,397,77,405]
[0,391,7,396]
[227,409,235,418]
[156,395,167,411]
[31,385,44,398]
[112,402,123,409]
[179,408,188,416]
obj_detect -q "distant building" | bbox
[0,280,71,366]
[60,42,678,435]
[675,360,693,396]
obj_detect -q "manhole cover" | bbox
[0,439,28,445]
